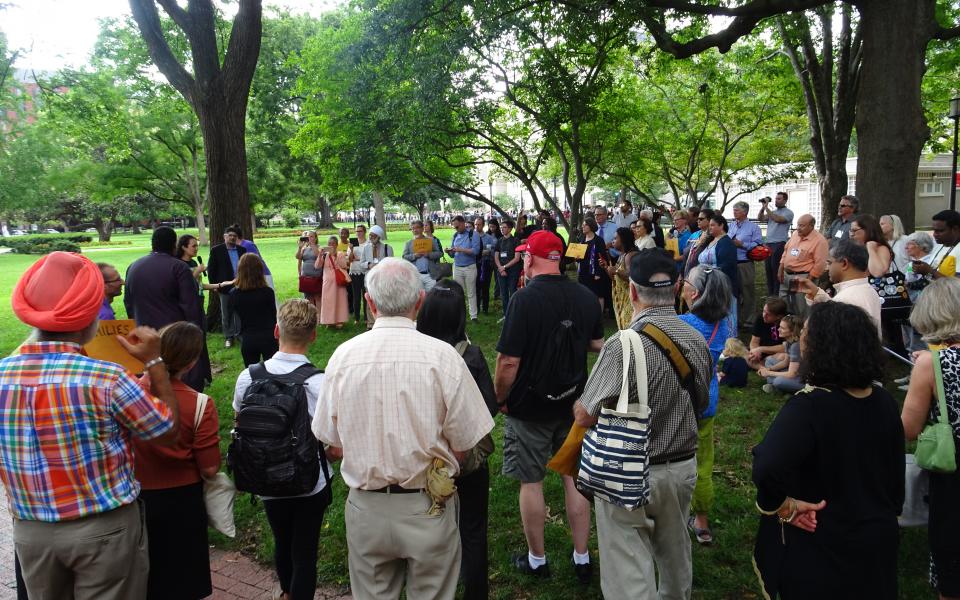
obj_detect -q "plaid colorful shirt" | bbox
[0,342,174,521]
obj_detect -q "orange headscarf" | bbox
[12,252,104,332]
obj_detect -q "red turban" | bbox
[12,252,104,332]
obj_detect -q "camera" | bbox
[299,236,308,242]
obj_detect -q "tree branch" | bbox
[128,0,197,104]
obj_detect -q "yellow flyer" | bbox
[565,243,587,259]
[412,238,433,254]
[83,319,145,374]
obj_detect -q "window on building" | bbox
[919,181,944,196]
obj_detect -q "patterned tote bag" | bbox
[577,328,651,510]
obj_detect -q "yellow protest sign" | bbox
[83,320,145,374]
[412,238,433,254]
[565,243,587,260]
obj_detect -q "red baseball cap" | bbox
[516,230,563,261]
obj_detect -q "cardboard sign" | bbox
[565,243,587,260]
[412,238,433,254]
[83,320,144,374]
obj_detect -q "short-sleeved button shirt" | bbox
[0,342,174,521]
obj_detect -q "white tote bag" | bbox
[577,328,652,510]
[195,394,237,537]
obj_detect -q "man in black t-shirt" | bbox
[494,231,605,582]
[747,296,787,370]
[494,219,523,315]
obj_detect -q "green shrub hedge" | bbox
[0,238,84,254]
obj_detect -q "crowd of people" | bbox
[0,196,958,600]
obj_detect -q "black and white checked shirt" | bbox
[578,306,712,463]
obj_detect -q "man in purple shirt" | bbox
[236,227,274,289]
[728,201,763,328]
[96,262,124,320]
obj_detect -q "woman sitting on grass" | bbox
[758,315,804,394]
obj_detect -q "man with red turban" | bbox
[2,251,181,599]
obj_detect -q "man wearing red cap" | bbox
[2,251,181,599]
[494,230,605,583]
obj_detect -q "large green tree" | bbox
[128,0,262,239]
[633,0,960,231]
[600,43,809,212]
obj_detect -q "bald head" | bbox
[796,214,816,236]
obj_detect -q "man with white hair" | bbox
[313,258,494,600]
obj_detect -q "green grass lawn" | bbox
[0,228,931,599]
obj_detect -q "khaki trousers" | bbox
[595,457,697,600]
[14,501,149,600]
[345,488,461,600]
[453,263,478,319]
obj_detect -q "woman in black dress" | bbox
[228,253,278,366]
[416,280,497,600]
[752,301,904,599]
[577,217,611,313]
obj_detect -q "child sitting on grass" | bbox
[719,338,749,387]
[757,315,804,394]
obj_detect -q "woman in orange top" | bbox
[133,322,222,600]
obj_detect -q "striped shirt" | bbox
[0,342,174,521]
[577,307,712,463]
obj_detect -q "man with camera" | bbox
[758,192,794,296]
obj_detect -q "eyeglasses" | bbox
[839,204,853,208]
[104,278,123,284]
[849,227,862,233]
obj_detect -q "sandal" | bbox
[687,515,713,545]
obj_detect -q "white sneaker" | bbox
[898,384,910,392]
[894,375,910,385]
[762,384,775,394]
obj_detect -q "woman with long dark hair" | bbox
[606,226,639,329]
[753,302,904,599]
[229,253,278,366]
[416,280,497,600]
[679,265,731,545]
[850,214,894,278]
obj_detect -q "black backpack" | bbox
[227,362,327,497]
[529,289,588,405]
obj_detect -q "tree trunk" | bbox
[94,217,113,242]
[854,0,933,232]
[818,153,850,230]
[193,201,208,246]
[372,190,387,239]
[199,103,253,241]
[317,196,334,228]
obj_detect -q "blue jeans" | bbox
[497,270,520,315]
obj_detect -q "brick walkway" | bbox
[0,488,352,600]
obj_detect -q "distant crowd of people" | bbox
[0,195,958,600]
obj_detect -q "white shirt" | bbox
[613,211,638,228]
[233,351,331,499]
[635,235,657,251]
[808,277,882,337]
[312,316,494,490]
